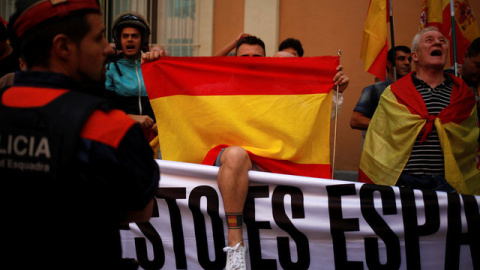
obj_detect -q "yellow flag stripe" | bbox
[152,92,332,165]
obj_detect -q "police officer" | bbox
[0,0,159,268]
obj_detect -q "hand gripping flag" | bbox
[142,56,338,179]
[359,73,480,195]
[360,0,389,81]
[420,0,480,65]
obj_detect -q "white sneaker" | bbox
[223,241,247,270]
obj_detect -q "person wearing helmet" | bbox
[1,1,159,268]
[106,12,167,140]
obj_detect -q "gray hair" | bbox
[411,26,449,52]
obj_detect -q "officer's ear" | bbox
[52,34,75,62]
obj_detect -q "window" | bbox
[1,0,210,57]
[0,0,16,23]
[157,0,197,56]
[105,0,198,56]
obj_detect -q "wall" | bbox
[214,0,480,176]
[213,0,245,55]
[279,0,425,173]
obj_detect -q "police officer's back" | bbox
[0,1,159,268]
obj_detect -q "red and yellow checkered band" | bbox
[226,213,243,229]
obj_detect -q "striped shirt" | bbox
[403,73,452,175]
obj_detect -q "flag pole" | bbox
[389,0,397,81]
[332,50,341,179]
[450,0,458,76]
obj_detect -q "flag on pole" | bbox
[360,0,389,81]
[142,56,338,179]
[419,0,480,65]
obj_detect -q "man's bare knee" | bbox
[220,146,252,170]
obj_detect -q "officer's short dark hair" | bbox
[8,0,99,69]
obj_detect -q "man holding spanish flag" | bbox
[211,37,345,270]
[142,35,349,270]
[359,26,480,195]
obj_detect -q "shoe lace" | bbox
[223,242,245,269]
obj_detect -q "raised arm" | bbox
[213,33,253,56]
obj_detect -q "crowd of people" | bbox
[0,1,479,269]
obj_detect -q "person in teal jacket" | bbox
[105,12,167,140]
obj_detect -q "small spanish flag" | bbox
[142,56,338,179]
[360,0,389,81]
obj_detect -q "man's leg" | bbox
[217,146,251,246]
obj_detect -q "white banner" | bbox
[121,160,480,270]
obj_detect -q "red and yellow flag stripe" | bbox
[143,56,338,179]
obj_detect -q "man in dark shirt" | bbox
[460,37,480,93]
[461,38,480,143]
[350,46,411,132]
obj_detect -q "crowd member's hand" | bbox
[150,123,158,136]
[150,45,170,56]
[333,65,349,93]
[213,33,253,56]
[235,33,252,43]
[141,49,166,64]
[128,114,155,129]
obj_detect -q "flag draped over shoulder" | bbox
[142,56,338,179]
[359,73,480,195]
[361,0,389,81]
[420,0,480,65]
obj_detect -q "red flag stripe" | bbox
[143,56,338,99]
[391,73,475,124]
[202,144,332,179]
[367,41,388,81]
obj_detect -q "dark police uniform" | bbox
[0,71,159,269]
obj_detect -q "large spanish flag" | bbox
[419,0,480,65]
[360,0,389,81]
[359,73,480,195]
[143,56,338,179]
